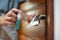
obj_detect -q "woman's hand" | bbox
[0,8,21,26]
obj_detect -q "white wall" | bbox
[54,0,60,40]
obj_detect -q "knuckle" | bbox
[13,14,17,18]
[14,18,16,22]
[12,18,16,22]
[4,21,8,25]
[13,13,16,16]
[10,17,13,20]
[12,8,16,11]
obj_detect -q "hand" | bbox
[0,8,21,26]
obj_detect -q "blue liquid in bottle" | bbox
[14,13,21,30]
[14,20,20,30]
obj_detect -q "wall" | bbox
[54,0,60,40]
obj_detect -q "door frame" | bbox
[47,0,54,40]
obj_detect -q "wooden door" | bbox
[18,0,54,40]
[18,0,46,40]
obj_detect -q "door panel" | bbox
[18,0,46,40]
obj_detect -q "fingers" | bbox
[6,8,22,16]
[5,17,17,23]
[5,12,17,23]
[4,21,15,26]
[5,8,20,23]
[0,8,22,26]
[6,12,17,18]
[10,8,22,13]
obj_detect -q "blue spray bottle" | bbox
[14,13,21,30]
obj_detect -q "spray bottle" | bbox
[14,13,21,30]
